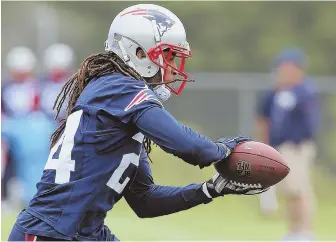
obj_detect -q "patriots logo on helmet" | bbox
[121,8,175,37]
[125,88,162,111]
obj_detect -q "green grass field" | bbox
[2,147,336,241]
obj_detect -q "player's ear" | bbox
[136,48,146,59]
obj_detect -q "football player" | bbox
[8,4,268,241]
[2,46,39,117]
[2,47,53,207]
[40,43,75,120]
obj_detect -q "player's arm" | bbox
[134,107,249,168]
[124,150,265,218]
[123,151,211,218]
[255,92,272,144]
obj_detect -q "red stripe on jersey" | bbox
[125,90,150,111]
[133,91,147,104]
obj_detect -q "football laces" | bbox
[229,180,262,189]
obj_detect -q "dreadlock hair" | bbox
[50,51,153,159]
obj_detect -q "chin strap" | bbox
[149,79,196,102]
[153,85,171,103]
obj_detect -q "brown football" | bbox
[214,141,290,187]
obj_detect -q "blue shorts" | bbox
[9,209,120,241]
[8,225,67,241]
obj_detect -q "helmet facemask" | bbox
[147,43,192,95]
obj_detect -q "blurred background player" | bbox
[2,47,39,117]
[40,43,75,120]
[1,46,55,208]
[1,46,39,210]
[256,48,320,240]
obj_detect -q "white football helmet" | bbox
[43,43,75,72]
[6,46,36,73]
[105,4,192,102]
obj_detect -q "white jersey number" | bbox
[44,110,82,184]
[44,110,144,194]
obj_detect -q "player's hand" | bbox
[216,136,252,159]
[204,172,269,198]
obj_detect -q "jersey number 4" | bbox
[44,110,143,194]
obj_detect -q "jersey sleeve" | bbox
[135,107,228,168]
[124,149,212,218]
[89,74,163,124]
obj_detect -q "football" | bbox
[214,141,290,187]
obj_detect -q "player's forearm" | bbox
[125,183,212,218]
[136,107,227,168]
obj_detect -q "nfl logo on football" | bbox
[236,160,251,177]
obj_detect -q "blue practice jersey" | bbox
[15,73,226,241]
[257,78,319,147]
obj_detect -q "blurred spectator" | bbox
[40,43,75,120]
[1,46,55,208]
[256,48,320,240]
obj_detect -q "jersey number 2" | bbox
[44,110,143,194]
